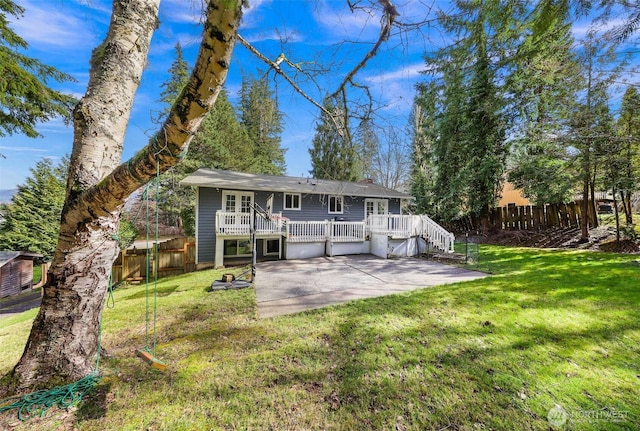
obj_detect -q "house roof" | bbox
[0,251,42,268]
[180,169,412,199]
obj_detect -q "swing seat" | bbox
[136,349,167,371]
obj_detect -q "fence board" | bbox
[112,237,196,284]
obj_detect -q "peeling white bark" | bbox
[13,0,244,389]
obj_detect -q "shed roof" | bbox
[0,251,42,268]
[180,169,412,199]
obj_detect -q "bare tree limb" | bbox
[328,0,399,101]
[236,34,332,118]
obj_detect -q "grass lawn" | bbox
[31,265,41,285]
[1,246,639,430]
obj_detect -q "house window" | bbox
[328,195,343,214]
[365,199,388,216]
[284,193,301,210]
[225,194,236,212]
[222,190,253,213]
[224,239,252,257]
[264,239,280,256]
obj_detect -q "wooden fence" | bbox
[111,237,196,284]
[450,202,595,232]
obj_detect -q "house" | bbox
[0,251,42,298]
[498,182,531,207]
[180,169,455,268]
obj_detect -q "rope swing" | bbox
[135,160,166,371]
[0,277,115,420]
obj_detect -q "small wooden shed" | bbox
[0,251,42,298]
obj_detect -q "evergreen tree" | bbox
[354,118,379,179]
[157,88,254,235]
[507,2,580,205]
[413,0,516,224]
[570,32,625,239]
[309,99,358,181]
[464,11,507,222]
[616,86,640,224]
[409,85,438,214]
[156,42,189,123]
[239,73,286,175]
[0,1,76,138]
[0,158,67,260]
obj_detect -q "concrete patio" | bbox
[255,254,487,318]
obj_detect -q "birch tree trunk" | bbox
[12,0,243,389]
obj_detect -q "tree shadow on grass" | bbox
[122,284,179,300]
[75,380,112,423]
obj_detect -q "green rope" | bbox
[140,160,161,358]
[0,275,116,421]
[0,373,101,421]
[153,160,160,354]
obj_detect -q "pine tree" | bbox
[507,2,580,206]
[309,99,357,181]
[412,0,518,225]
[464,11,506,223]
[157,88,254,235]
[0,1,76,138]
[239,74,286,175]
[354,118,379,179]
[409,86,438,214]
[157,42,189,122]
[616,86,640,224]
[0,158,67,260]
[570,32,625,239]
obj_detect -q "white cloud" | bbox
[313,0,381,41]
[243,29,304,44]
[10,0,103,49]
[240,0,272,29]
[161,0,205,24]
[364,62,425,84]
[0,146,48,153]
[571,18,628,39]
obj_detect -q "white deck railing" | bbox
[216,211,454,252]
[368,214,419,237]
[420,215,455,253]
[286,221,327,242]
[216,211,284,236]
[285,220,366,243]
[330,221,365,242]
[368,214,454,252]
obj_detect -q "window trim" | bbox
[328,195,344,214]
[365,198,389,216]
[263,238,280,256]
[283,193,302,211]
[222,190,254,213]
[223,239,252,257]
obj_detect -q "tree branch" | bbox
[236,34,332,118]
[328,0,399,101]
[63,1,244,221]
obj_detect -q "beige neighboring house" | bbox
[498,182,531,207]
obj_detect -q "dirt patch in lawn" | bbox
[474,227,640,253]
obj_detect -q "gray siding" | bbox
[196,187,403,264]
[197,187,222,264]
[265,192,401,222]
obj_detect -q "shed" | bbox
[0,251,42,298]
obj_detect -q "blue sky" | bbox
[1,1,635,192]
[0,0,435,190]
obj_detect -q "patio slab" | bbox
[255,254,487,318]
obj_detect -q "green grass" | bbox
[1,247,639,430]
[32,265,41,285]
